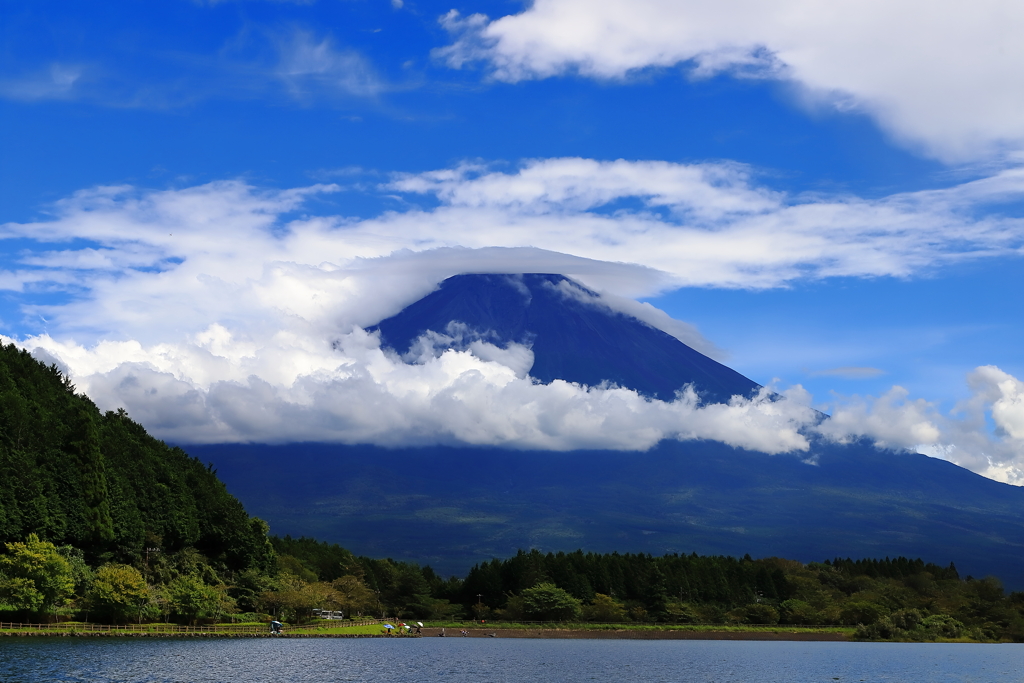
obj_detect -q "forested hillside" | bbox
[0,343,275,574]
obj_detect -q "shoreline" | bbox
[419,628,850,641]
[0,628,850,641]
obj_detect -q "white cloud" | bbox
[275,30,386,99]
[10,325,1024,484]
[10,328,818,453]
[387,158,779,219]
[4,159,1023,342]
[819,386,943,450]
[436,0,1024,161]
[401,322,536,378]
[2,161,1024,480]
[967,366,1024,442]
[379,159,1024,289]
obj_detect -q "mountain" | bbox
[189,273,1024,586]
[372,273,760,404]
[194,439,1024,586]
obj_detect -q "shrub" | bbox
[87,564,150,624]
[840,601,886,626]
[921,614,964,639]
[0,535,75,617]
[740,603,780,625]
[779,599,819,625]
[663,601,699,624]
[583,594,627,622]
[890,608,922,631]
[856,616,896,640]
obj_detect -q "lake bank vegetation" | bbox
[1,342,1023,642]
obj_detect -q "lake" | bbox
[0,637,1019,682]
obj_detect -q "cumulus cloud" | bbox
[435,0,1024,161]
[983,367,1024,441]
[6,327,819,453]
[2,160,1024,480]
[9,325,1024,484]
[826,372,1024,485]
[819,386,942,450]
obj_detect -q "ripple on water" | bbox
[0,637,1020,683]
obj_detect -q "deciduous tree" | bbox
[88,564,150,624]
[0,534,75,617]
[521,582,582,621]
[583,593,626,622]
[168,575,221,625]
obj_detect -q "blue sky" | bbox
[3,0,1024,482]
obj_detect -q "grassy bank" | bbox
[0,620,384,637]
[0,619,851,636]
[7,620,1005,642]
[426,621,853,634]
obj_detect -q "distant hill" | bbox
[0,343,274,573]
[190,273,1024,587]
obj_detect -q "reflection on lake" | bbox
[0,637,1019,683]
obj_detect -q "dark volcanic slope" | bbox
[192,439,1024,588]
[372,273,760,404]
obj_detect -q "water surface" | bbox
[0,638,1018,683]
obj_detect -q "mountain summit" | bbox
[372,273,759,404]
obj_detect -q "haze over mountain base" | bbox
[190,439,1024,588]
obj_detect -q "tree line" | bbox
[266,538,1024,640]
